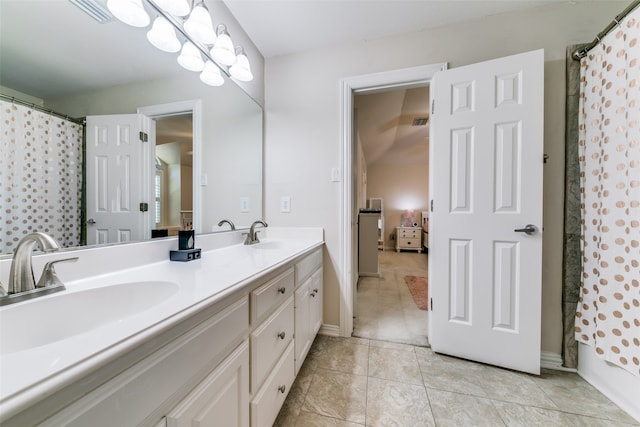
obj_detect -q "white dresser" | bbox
[395,227,422,253]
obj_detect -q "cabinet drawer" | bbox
[250,296,294,392]
[251,268,294,324]
[398,228,419,238]
[295,248,322,285]
[398,237,420,247]
[250,341,295,427]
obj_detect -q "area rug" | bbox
[404,275,428,311]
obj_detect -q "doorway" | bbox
[352,86,431,346]
[138,99,202,234]
[154,114,194,235]
[339,63,446,338]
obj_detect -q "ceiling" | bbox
[355,87,430,168]
[222,0,572,59]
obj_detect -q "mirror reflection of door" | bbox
[154,114,194,236]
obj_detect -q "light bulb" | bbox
[210,25,236,66]
[229,47,253,82]
[200,61,224,86]
[184,1,216,45]
[107,0,150,27]
[146,17,180,53]
[153,0,190,16]
[177,42,204,72]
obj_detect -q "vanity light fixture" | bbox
[200,61,224,86]
[152,0,190,17]
[229,46,253,82]
[147,17,181,53]
[177,42,205,72]
[210,24,236,66]
[183,0,216,45]
[109,0,255,85]
[106,0,150,27]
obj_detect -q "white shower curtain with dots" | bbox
[576,8,640,377]
[0,101,83,253]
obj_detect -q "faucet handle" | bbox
[36,257,79,289]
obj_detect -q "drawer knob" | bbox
[278,385,286,394]
[310,292,316,298]
[313,288,319,293]
[277,287,286,294]
[278,331,286,340]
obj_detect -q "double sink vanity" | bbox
[0,227,324,427]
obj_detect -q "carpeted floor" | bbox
[353,250,429,346]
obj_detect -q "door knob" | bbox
[514,224,537,235]
[87,218,96,225]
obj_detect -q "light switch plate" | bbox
[331,167,341,182]
[280,196,291,213]
[240,197,250,213]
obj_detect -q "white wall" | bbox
[367,163,429,248]
[263,1,626,355]
[579,344,640,422]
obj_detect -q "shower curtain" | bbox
[0,101,83,253]
[576,9,640,376]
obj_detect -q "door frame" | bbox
[339,63,447,337]
[138,100,202,234]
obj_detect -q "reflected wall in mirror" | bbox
[0,0,263,254]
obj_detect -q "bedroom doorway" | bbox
[351,85,431,346]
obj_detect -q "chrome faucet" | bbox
[8,232,60,294]
[217,219,236,230]
[244,220,268,245]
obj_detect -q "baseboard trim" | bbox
[319,324,340,337]
[541,351,577,372]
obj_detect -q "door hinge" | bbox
[430,298,433,311]
[430,200,434,212]
[139,131,148,142]
[139,202,149,212]
[431,99,435,115]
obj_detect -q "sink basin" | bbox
[0,281,179,354]
[251,241,288,250]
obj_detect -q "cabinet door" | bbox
[294,278,311,374]
[166,340,249,427]
[309,269,323,336]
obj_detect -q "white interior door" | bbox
[429,49,544,374]
[86,114,155,245]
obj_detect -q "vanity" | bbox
[0,228,323,427]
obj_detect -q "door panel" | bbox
[429,49,544,374]
[86,114,154,245]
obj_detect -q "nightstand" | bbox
[396,227,422,253]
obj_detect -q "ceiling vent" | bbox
[69,0,115,24]
[412,117,429,126]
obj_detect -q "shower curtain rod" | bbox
[0,93,85,126]
[572,0,640,60]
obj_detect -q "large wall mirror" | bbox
[0,0,263,254]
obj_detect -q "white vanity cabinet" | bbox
[294,249,323,373]
[5,243,323,427]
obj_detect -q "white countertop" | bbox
[0,229,323,420]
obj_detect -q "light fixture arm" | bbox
[145,0,232,78]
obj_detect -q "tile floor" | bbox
[274,250,638,426]
[353,250,429,347]
[274,336,638,426]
